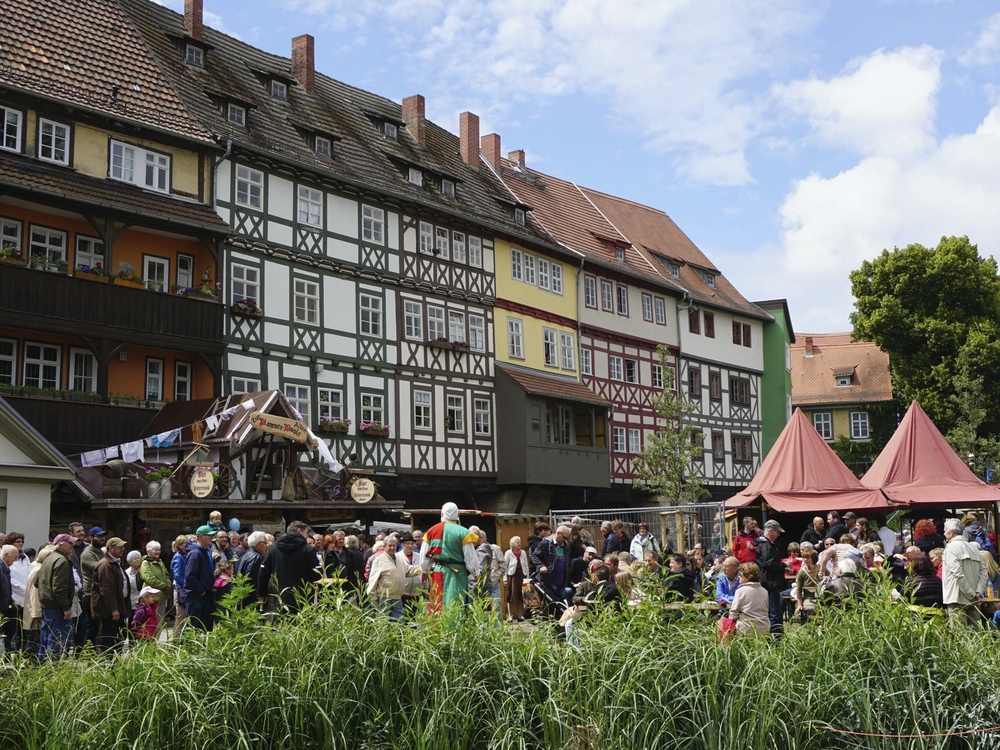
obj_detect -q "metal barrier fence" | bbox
[550,503,727,556]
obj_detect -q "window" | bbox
[414,391,431,429]
[143,150,170,193]
[786,343,792,372]
[319,389,343,422]
[733,435,753,463]
[448,311,465,344]
[469,315,485,352]
[143,256,169,290]
[514,207,525,224]
[434,227,449,259]
[543,329,558,367]
[1,218,21,255]
[315,136,331,157]
[628,428,641,454]
[419,222,433,254]
[642,294,653,322]
[731,377,750,406]
[270,79,288,100]
[404,300,423,340]
[654,297,666,325]
[836,374,853,388]
[365,205,386,242]
[442,179,455,197]
[468,236,482,268]
[601,280,614,311]
[691,432,704,460]
[174,361,191,402]
[360,294,381,336]
[38,119,69,165]
[69,349,96,393]
[447,395,464,432]
[733,321,742,345]
[742,324,752,348]
[617,285,628,315]
[551,263,563,294]
[652,363,664,389]
[29,227,65,267]
[625,360,638,384]
[428,307,445,341]
[232,378,261,394]
[584,276,597,308]
[145,358,163,401]
[580,347,592,376]
[185,44,204,66]
[709,371,722,401]
[615,246,626,263]
[383,122,397,140]
[712,433,725,461]
[75,236,105,271]
[227,103,246,126]
[689,309,700,334]
[560,332,575,370]
[285,384,310,425]
[851,411,870,440]
[1,107,21,153]
[704,312,715,338]
[408,167,423,187]
[523,253,536,285]
[452,232,466,264]
[177,254,194,289]
[297,185,322,227]
[609,355,623,381]
[231,264,259,304]
[510,248,523,280]
[813,412,833,441]
[537,258,550,290]
[507,318,523,358]
[613,426,626,453]
[0,339,14,385]
[667,261,680,278]
[704,272,716,289]
[294,279,319,325]
[235,165,263,209]
[361,394,383,425]
[688,366,701,399]
[474,399,491,435]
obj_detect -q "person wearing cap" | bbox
[91,537,130,654]
[570,546,597,586]
[78,526,106,649]
[366,535,422,621]
[184,526,217,631]
[754,519,786,637]
[421,503,480,614]
[132,586,161,640]
[37,535,75,660]
[397,532,423,618]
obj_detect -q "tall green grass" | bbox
[3,581,1000,750]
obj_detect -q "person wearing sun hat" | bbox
[184,526,216,631]
[131,586,161,640]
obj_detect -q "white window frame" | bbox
[414,390,432,430]
[315,135,332,157]
[814,412,833,441]
[613,426,626,453]
[383,122,397,140]
[448,310,466,344]
[110,141,135,184]
[580,347,592,376]
[469,314,485,352]
[419,222,433,254]
[284,384,310,425]
[652,363,664,389]
[75,236,105,272]
[0,339,15,386]
[142,149,171,193]
[271,79,288,100]
[319,389,343,422]
[362,205,384,244]
[609,355,623,382]
[1,218,22,255]
[617,285,629,316]
[143,255,169,290]
[628,428,641,454]
[625,359,638,384]
[584,276,597,308]
[667,262,681,278]
[642,293,653,322]
[523,253,536,285]
[560,332,575,371]
[145,358,164,401]
[537,258,550,290]
[294,279,320,325]
[507,318,523,359]
[404,300,423,341]
[543,328,558,367]
[551,263,563,294]
[185,44,204,66]
[514,207,525,224]
[705,272,716,289]
[176,253,194,289]
[68,348,96,393]
[510,248,523,281]
[29,226,66,267]
[442,179,455,197]
[23,343,60,390]
[427,306,445,341]
[655,297,666,325]
[1,107,22,153]
[452,231,466,264]
[408,167,423,186]
[361,393,384,425]
[297,185,323,227]
[360,294,382,337]
[474,398,491,436]
[38,118,69,166]
[836,374,852,388]
[850,411,870,440]
[434,227,449,259]
[468,236,482,268]
[447,395,464,432]
[174,361,191,402]
[232,377,261,394]
[235,165,264,210]
[231,263,260,304]
[227,103,246,126]
[601,280,613,311]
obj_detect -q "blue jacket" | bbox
[715,573,740,606]
[171,550,186,590]
[183,541,214,596]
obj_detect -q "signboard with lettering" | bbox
[249,411,309,443]
[350,478,375,504]
[189,468,215,498]
[306,509,358,523]
[139,509,202,523]
[238,509,285,524]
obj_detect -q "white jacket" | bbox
[9,553,30,606]
[503,549,530,581]
[942,536,987,606]
[629,533,660,561]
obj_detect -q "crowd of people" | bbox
[3,506,999,660]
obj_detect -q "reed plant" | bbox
[2,578,1000,750]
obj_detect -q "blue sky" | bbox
[161,0,1000,333]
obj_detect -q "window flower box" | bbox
[74,268,109,283]
[427,338,452,351]
[231,299,264,318]
[0,250,24,266]
[359,421,390,438]
[114,276,146,290]
[318,419,350,434]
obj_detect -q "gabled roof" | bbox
[861,401,1000,505]
[139,390,295,449]
[0,396,77,480]
[726,408,889,512]
[791,333,893,407]
[497,365,611,407]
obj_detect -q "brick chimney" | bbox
[481,133,501,169]
[185,0,203,40]
[508,150,525,167]
[292,34,315,94]
[459,112,479,167]
[402,94,426,145]
[804,336,814,357]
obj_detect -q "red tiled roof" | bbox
[791,333,893,407]
[497,364,611,407]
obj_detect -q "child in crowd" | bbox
[208,511,225,533]
[132,586,161,640]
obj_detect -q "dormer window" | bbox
[185,44,204,67]
[704,272,716,288]
[667,262,681,278]
[615,246,625,263]
[514,207,525,224]
[441,179,455,197]
[227,103,246,127]
[384,122,398,140]
[836,375,852,388]
[315,135,331,157]
[408,167,423,186]
[270,80,288,100]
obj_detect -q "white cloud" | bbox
[773,46,942,161]
[958,12,1000,67]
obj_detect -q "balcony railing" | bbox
[4,396,158,455]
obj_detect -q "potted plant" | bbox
[190,281,221,300]
[318,418,351,434]
[114,271,146,289]
[145,468,163,498]
[428,337,452,350]
[0,246,24,266]
[231,297,264,318]
[73,263,109,283]
[147,278,164,292]
[30,254,47,271]
[55,258,69,274]
[359,421,390,438]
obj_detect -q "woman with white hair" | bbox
[503,536,530,621]
[22,545,54,658]
[125,550,143,610]
[140,540,171,616]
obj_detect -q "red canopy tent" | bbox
[725,408,891,512]
[860,401,1000,506]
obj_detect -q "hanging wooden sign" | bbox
[249,411,309,443]
[350,478,376,504]
[189,468,215,498]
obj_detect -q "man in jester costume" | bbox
[421,502,480,614]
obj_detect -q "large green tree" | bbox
[850,235,1000,437]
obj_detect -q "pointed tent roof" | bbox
[861,401,1000,505]
[725,408,890,512]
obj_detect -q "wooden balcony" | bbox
[4,396,158,455]
[0,265,223,353]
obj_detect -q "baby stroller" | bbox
[527,574,569,621]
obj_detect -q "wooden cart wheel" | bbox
[212,463,236,498]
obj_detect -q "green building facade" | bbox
[754,299,795,458]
